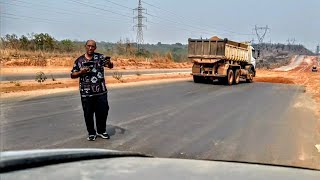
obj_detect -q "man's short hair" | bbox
[85,40,96,47]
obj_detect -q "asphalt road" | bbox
[0,69,190,81]
[1,80,319,169]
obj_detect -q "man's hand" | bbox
[107,62,114,69]
[71,67,90,79]
[103,56,113,69]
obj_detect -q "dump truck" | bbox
[189,36,259,85]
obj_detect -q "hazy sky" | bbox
[1,0,319,51]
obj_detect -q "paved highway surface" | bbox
[0,69,190,81]
[1,80,319,169]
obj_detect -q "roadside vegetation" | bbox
[1,33,314,70]
[0,33,189,67]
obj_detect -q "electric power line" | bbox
[95,0,250,37]
[4,0,256,44]
[143,12,214,36]
[142,0,253,37]
[71,0,235,39]
[1,1,132,24]
[68,0,132,19]
[6,0,209,37]
[1,1,80,17]
[102,0,215,36]
[103,0,132,10]
[8,0,131,20]
[148,20,207,37]
[2,12,69,23]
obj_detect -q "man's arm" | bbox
[71,68,89,79]
[71,59,90,79]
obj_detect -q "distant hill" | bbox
[253,43,314,69]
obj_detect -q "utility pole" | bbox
[133,0,147,52]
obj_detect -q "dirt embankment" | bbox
[0,50,192,75]
[0,57,192,77]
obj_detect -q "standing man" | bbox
[71,40,114,141]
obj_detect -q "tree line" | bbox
[0,33,188,62]
[0,33,78,52]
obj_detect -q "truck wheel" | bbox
[234,69,240,84]
[246,73,253,83]
[245,65,254,83]
[227,69,234,85]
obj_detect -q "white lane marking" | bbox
[315,144,320,153]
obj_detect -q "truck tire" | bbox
[193,75,203,83]
[246,73,253,83]
[234,69,240,84]
[227,69,234,85]
[245,65,254,83]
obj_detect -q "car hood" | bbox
[1,148,319,180]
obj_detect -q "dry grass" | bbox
[0,49,80,59]
[0,49,80,66]
[0,49,192,69]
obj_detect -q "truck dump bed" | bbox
[188,38,251,63]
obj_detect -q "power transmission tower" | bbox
[254,25,269,60]
[254,25,270,44]
[287,38,296,45]
[133,0,147,52]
